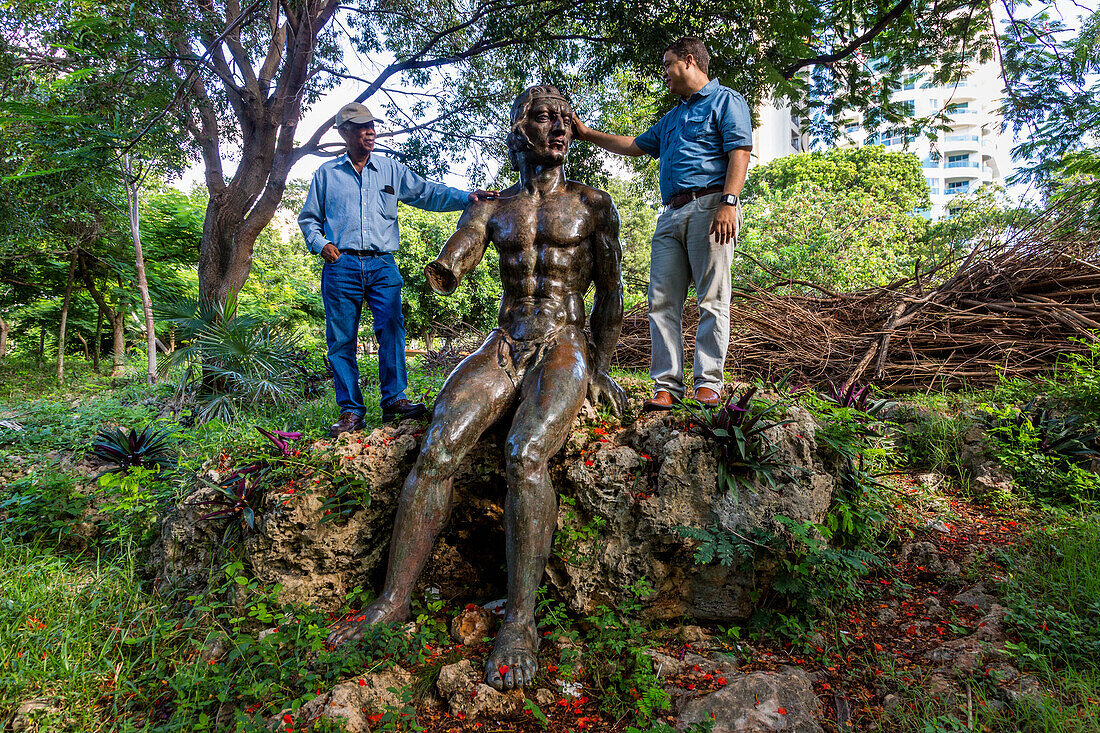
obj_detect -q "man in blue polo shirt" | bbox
[573,37,752,411]
[300,102,496,436]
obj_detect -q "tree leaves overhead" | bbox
[999,6,1100,190]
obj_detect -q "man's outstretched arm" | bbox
[572,114,646,157]
[587,195,628,416]
[425,201,492,295]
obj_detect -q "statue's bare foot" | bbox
[485,620,539,690]
[326,598,408,647]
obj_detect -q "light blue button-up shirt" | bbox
[298,153,471,255]
[634,79,753,204]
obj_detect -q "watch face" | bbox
[722,194,738,206]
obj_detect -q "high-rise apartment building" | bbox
[751,62,1011,218]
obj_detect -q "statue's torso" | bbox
[487,184,603,341]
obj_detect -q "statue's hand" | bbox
[587,370,627,418]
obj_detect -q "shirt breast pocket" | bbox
[682,113,716,143]
[379,188,398,220]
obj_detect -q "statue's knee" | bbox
[505,443,546,486]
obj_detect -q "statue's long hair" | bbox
[506,85,572,172]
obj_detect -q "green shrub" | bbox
[0,471,88,543]
[978,402,1100,507]
[539,580,670,725]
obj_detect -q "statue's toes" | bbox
[486,664,505,691]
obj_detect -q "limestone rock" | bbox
[954,583,997,612]
[436,659,525,720]
[678,667,823,733]
[451,606,496,646]
[8,698,58,733]
[150,402,838,621]
[547,408,838,621]
[146,484,226,595]
[292,666,414,733]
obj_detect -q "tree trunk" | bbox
[76,332,90,360]
[0,314,9,358]
[78,253,125,376]
[56,250,77,384]
[110,311,126,376]
[121,154,158,385]
[37,324,45,367]
[93,303,102,373]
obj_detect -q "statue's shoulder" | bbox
[566,180,613,209]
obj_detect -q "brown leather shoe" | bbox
[382,398,428,423]
[694,387,722,408]
[329,411,366,437]
[642,390,677,412]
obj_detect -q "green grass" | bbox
[0,540,161,732]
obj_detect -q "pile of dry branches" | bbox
[612,190,1100,391]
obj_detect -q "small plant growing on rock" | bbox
[91,424,177,475]
[190,425,303,540]
[192,464,269,538]
[679,386,798,496]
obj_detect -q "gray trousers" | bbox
[648,192,735,398]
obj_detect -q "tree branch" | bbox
[779,0,915,78]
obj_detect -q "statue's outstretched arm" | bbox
[587,194,627,416]
[426,202,492,295]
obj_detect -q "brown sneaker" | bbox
[642,390,677,412]
[694,387,721,408]
[382,398,429,423]
[329,412,366,437]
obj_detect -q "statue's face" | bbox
[521,98,573,163]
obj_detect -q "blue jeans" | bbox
[321,252,409,416]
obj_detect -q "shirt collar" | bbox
[681,78,719,106]
[337,152,378,171]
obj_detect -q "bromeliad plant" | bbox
[822,380,892,418]
[680,387,799,496]
[91,424,177,475]
[190,426,302,540]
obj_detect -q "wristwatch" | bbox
[720,193,739,207]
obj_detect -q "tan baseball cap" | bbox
[335,102,384,127]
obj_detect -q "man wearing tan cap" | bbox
[299,102,496,436]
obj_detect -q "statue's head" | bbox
[506,85,573,171]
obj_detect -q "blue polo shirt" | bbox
[298,153,470,255]
[634,79,753,204]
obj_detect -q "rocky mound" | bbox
[149,404,840,621]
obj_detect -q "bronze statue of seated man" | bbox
[328,84,627,691]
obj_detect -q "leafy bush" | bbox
[981,398,1099,465]
[1046,339,1100,424]
[156,292,304,424]
[978,402,1100,506]
[539,581,670,725]
[96,466,176,550]
[0,471,88,543]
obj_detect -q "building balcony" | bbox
[946,160,980,169]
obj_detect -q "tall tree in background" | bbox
[4,0,1007,308]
